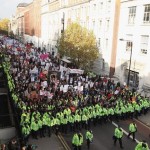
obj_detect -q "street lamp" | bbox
[120,38,133,87]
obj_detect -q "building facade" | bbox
[41,0,120,76]
[9,3,28,41]
[115,0,150,95]
[24,0,42,46]
[10,0,42,46]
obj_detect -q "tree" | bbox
[57,23,99,70]
[0,18,10,35]
[9,30,14,38]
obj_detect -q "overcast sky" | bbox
[0,0,33,19]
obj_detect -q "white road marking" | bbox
[134,118,150,129]
[112,121,140,143]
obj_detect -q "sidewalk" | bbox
[28,134,65,150]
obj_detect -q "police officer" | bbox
[22,123,30,143]
[68,112,75,132]
[86,129,93,150]
[81,113,88,129]
[75,112,81,131]
[72,132,79,150]
[78,132,83,150]
[127,121,137,141]
[38,116,44,138]
[113,125,124,149]
[31,119,39,139]
[135,140,149,150]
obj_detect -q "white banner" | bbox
[60,85,63,91]
[78,86,83,91]
[69,69,84,74]
[63,84,69,93]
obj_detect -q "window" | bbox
[100,2,103,9]
[143,4,150,23]
[75,9,77,17]
[125,34,133,51]
[107,0,111,9]
[93,20,95,30]
[99,20,102,30]
[68,10,71,18]
[106,19,110,31]
[106,39,108,49]
[128,6,136,24]
[81,7,83,16]
[87,6,90,16]
[77,8,80,17]
[140,35,149,54]
[125,69,139,87]
[84,22,86,27]
[61,0,65,7]
[126,41,132,51]
[93,4,96,11]
[100,59,105,70]
[86,20,89,29]
[102,59,105,70]
[98,38,101,47]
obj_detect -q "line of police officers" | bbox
[18,95,149,142]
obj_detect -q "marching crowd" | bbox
[0,37,150,150]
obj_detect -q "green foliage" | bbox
[57,23,99,70]
[0,18,10,34]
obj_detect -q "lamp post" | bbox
[120,38,133,87]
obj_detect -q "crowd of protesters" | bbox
[0,37,150,146]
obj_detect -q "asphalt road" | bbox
[62,119,150,150]
[114,119,150,146]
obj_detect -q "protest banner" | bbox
[69,69,84,74]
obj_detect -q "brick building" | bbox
[24,0,42,46]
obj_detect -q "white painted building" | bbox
[115,0,150,95]
[41,0,120,76]
[9,16,18,36]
